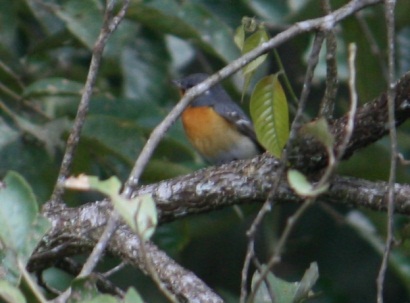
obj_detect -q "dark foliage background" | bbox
[1,0,410,302]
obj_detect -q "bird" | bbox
[173,73,264,164]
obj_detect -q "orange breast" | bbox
[181,106,241,159]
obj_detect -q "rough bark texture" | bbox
[33,71,410,301]
[289,71,410,170]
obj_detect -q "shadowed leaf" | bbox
[0,171,50,284]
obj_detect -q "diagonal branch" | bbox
[32,70,410,300]
[35,202,224,303]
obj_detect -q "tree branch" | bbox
[35,202,223,303]
[289,71,410,171]
[32,70,410,300]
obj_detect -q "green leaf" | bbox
[294,262,319,302]
[300,117,334,149]
[250,74,289,158]
[128,0,240,63]
[54,0,103,49]
[242,28,269,75]
[0,171,51,284]
[0,280,26,303]
[246,0,289,21]
[88,97,164,123]
[234,25,245,50]
[252,268,297,303]
[23,0,65,35]
[239,24,269,96]
[65,176,158,240]
[64,175,121,195]
[82,115,146,163]
[252,264,318,303]
[14,117,69,156]
[0,1,18,52]
[287,169,328,197]
[18,259,47,303]
[112,194,158,241]
[82,115,195,166]
[23,77,83,97]
[123,287,144,303]
[89,176,122,197]
[0,128,59,202]
[69,276,99,303]
[120,30,171,102]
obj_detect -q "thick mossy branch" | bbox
[289,71,410,171]
[34,71,410,301]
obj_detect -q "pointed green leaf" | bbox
[252,266,298,303]
[0,171,51,284]
[64,175,157,240]
[252,264,318,303]
[112,194,158,241]
[53,0,103,49]
[88,176,122,197]
[250,74,289,157]
[124,288,144,303]
[242,29,269,75]
[301,117,334,149]
[14,117,69,156]
[287,169,328,197]
[234,25,245,50]
[294,262,319,302]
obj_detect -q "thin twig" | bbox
[319,0,338,118]
[341,43,359,159]
[122,0,383,197]
[0,60,24,89]
[397,153,410,166]
[247,41,359,303]
[376,0,397,302]
[273,49,299,106]
[0,81,51,120]
[245,32,325,303]
[78,212,120,278]
[135,224,180,303]
[55,258,125,297]
[355,11,389,81]
[50,1,130,302]
[135,4,388,300]
[50,0,130,203]
[102,261,127,278]
[18,260,48,303]
[40,0,383,301]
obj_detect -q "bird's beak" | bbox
[172,79,181,88]
[172,79,186,96]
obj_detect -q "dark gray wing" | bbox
[213,102,264,152]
